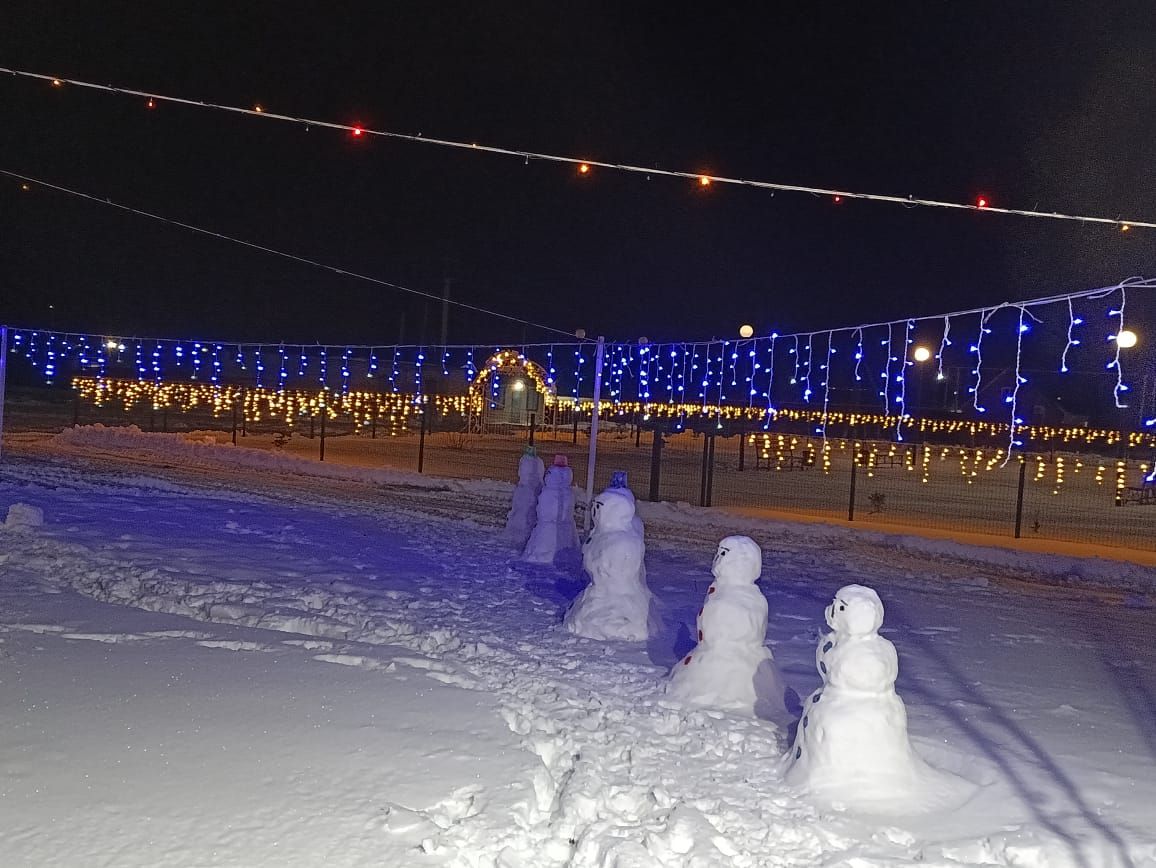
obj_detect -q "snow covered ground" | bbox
[1,428,1155,867]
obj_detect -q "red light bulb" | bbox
[976,196,988,208]
[352,126,364,137]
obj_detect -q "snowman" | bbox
[784,584,970,811]
[504,449,545,548]
[667,535,788,722]
[521,457,579,564]
[563,487,656,641]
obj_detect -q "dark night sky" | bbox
[1,2,1155,347]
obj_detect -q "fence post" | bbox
[572,411,579,444]
[648,428,663,502]
[528,412,536,446]
[0,326,7,463]
[700,434,710,507]
[738,426,746,471]
[417,401,427,473]
[706,434,716,507]
[231,398,238,446]
[848,448,858,521]
[635,412,642,448]
[319,403,327,462]
[371,405,377,439]
[1014,457,1027,537]
[240,388,247,438]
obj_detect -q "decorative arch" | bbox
[467,349,556,405]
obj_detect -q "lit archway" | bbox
[468,349,556,406]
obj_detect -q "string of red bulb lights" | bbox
[8,67,1150,232]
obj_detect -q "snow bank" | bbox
[3,502,44,529]
[52,424,501,495]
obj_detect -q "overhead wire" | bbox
[4,66,1154,230]
[0,168,585,342]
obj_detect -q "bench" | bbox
[755,453,813,471]
[1121,485,1156,506]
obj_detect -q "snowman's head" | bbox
[517,454,544,486]
[592,488,636,532]
[711,535,762,585]
[544,464,573,488]
[825,584,884,636]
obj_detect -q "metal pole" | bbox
[583,336,606,534]
[0,326,8,463]
[528,412,536,446]
[231,398,238,445]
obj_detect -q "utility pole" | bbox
[440,277,452,347]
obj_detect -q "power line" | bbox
[1,169,584,341]
[5,67,1155,231]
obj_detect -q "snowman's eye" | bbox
[839,604,845,611]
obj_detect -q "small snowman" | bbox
[521,455,579,565]
[563,487,656,641]
[667,535,788,722]
[785,584,969,811]
[504,448,545,548]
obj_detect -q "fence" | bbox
[3,384,1155,552]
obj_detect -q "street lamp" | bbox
[912,346,932,362]
[1116,329,1138,349]
[738,324,755,339]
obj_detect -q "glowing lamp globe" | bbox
[1116,329,1138,349]
[738,324,755,339]
[913,346,932,362]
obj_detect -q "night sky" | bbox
[2,3,1155,347]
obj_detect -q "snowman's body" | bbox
[522,464,579,564]
[564,488,655,641]
[504,453,545,548]
[667,536,787,721]
[786,584,970,811]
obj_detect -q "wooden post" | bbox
[319,405,326,462]
[648,428,663,502]
[705,435,716,507]
[848,450,858,522]
[418,401,428,473]
[1014,457,1027,537]
[700,433,711,507]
